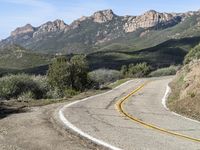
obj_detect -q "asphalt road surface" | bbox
[62,77,200,150]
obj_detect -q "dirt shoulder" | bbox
[0,101,103,150]
[168,60,200,121]
[0,79,131,150]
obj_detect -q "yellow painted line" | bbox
[115,82,200,143]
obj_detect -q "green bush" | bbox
[149,66,179,77]
[18,91,35,101]
[88,69,122,86]
[46,88,63,99]
[184,44,200,64]
[64,88,80,98]
[47,55,89,92]
[121,62,150,78]
[0,74,49,100]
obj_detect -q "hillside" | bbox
[168,44,200,121]
[1,36,200,75]
[1,9,200,54]
[0,45,53,75]
[87,36,200,70]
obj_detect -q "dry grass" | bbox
[168,61,200,121]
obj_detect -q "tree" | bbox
[47,56,71,91]
[128,62,150,77]
[120,62,150,78]
[47,55,89,92]
[70,55,89,90]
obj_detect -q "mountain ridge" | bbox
[1,9,200,53]
[6,9,184,37]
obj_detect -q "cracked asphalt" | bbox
[63,77,200,150]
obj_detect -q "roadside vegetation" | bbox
[168,44,200,121]
[0,59,178,102]
[184,43,200,64]
[120,62,150,78]
[148,65,179,77]
[88,69,121,87]
[47,55,90,97]
[0,74,49,100]
[0,55,126,107]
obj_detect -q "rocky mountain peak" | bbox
[11,24,35,37]
[142,10,173,21]
[40,19,68,31]
[53,19,67,30]
[123,10,179,32]
[92,9,116,23]
[33,19,69,37]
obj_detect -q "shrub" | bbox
[18,91,35,101]
[184,44,200,64]
[32,75,50,99]
[46,88,63,99]
[88,69,122,86]
[121,62,150,78]
[47,55,89,92]
[149,66,179,77]
[0,74,48,100]
[64,88,80,98]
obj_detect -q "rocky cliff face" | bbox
[92,9,115,23]
[123,10,181,32]
[9,9,182,39]
[33,20,69,37]
[11,24,35,37]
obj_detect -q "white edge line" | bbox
[59,79,137,150]
[162,85,200,124]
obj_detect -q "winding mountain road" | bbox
[60,77,200,150]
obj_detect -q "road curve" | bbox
[60,77,200,150]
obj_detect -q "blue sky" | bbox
[0,0,200,39]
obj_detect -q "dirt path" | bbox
[0,102,100,150]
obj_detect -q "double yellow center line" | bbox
[115,82,200,143]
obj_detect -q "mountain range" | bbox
[1,9,200,54]
[1,9,200,75]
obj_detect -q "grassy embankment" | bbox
[168,44,200,121]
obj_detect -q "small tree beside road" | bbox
[47,55,89,94]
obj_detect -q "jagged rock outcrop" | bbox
[123,10,181,32]
[33,20,69,37]
[8,9,183,39]
[69,9,116,29]
[11,24,35,37]
[92,9,115,23]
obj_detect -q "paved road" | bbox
[62,77,200,150]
